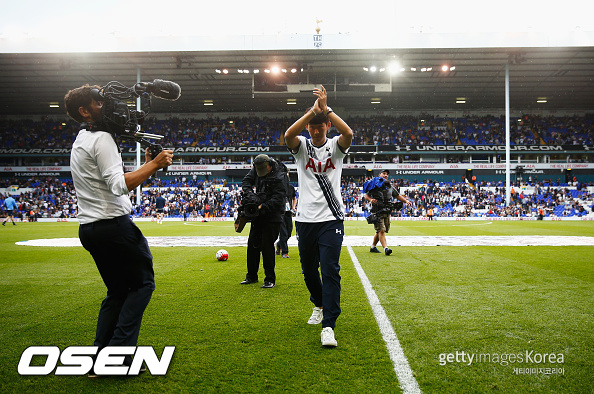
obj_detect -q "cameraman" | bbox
[240,154,286,288]
[65,84,173,375]
[364,170,412,255]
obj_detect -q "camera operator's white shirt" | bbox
[71,129,131,224]
[292,135,347,222]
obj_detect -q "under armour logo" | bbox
[336,229,342,234]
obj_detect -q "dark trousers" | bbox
[295,220,343,329]
[246,220,281,283]
[79,215,155,360]
[277,212,293,254]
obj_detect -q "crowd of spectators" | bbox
[1,114,592,152]
[0,177,77,221]
[395,180,593,219]
[2,176,592,222]
[2,113,592,221]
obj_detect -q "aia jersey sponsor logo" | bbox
[305,158,336,173]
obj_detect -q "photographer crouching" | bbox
[238,154,286,288]
[65,84,173,376]
[364,170,412,256]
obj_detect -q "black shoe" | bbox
[2,222,5,226]
[385,248,393,256]
[370,246,380,253]
[261,281,275,288]
[88,364,102,378]
[240,279,258,285]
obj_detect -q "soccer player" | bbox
[284,85,353,347]
[155,193,166,224]
[2,194,18,226]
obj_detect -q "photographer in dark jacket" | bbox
[240,154,286,288]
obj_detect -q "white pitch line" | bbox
[347,246,421,394]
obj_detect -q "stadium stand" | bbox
[1,114,592,153]
[1,176,592,221]
[1,114,592,220]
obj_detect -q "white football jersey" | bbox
[292,135,348,222]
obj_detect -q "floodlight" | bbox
[388,62,401,75]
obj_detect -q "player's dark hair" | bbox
[305,106,329,125]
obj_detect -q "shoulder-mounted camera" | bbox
[90,79,181,157]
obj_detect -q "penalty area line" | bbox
[347,246,421,394]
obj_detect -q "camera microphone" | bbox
[135,79,181,101]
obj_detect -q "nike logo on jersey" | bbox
[305,158,336,173]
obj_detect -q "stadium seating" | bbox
[1,115,592,151]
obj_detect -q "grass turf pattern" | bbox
[0,220,592,393]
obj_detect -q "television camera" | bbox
[366,201,404,224]
[90,79,181,157]
[234,191,265,233]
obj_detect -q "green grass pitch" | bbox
[0,220,592,393]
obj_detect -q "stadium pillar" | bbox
[505,62,511,206]
[136,67,142,207]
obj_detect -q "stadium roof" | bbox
[2,0,593,116]
[0,32,594,115]
[1,46,593,116]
